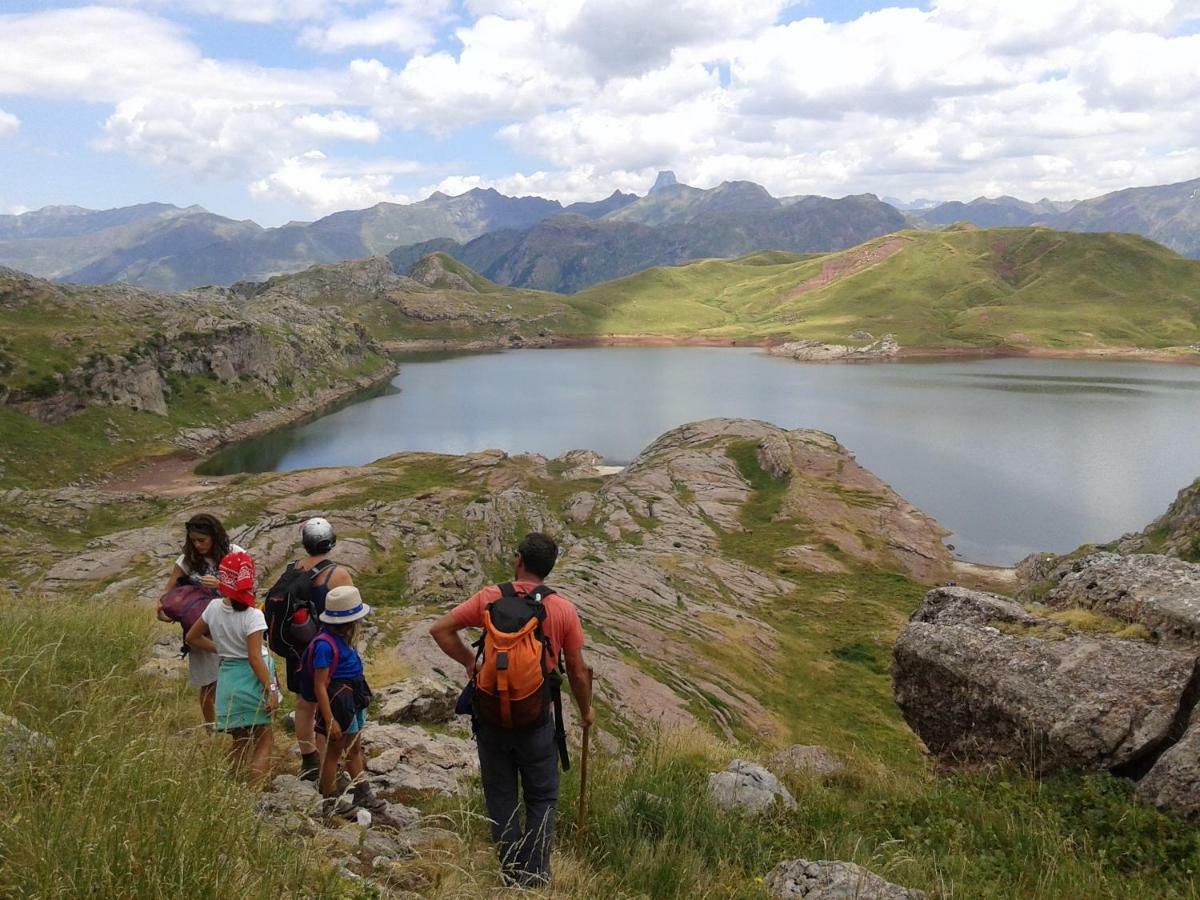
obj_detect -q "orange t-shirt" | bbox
[452,581,585,666]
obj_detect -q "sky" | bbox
[1,0,1199,226]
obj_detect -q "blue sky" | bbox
[1,1,1198,225]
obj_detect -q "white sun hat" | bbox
[319,585,371,624]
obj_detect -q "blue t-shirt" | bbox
[310,631,363,680]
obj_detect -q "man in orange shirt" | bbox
[429,532,594,887]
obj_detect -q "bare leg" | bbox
[319,734,346,797]
[199,683,216,726]
[228,731,251,775]
[248,725,274,786]
[295,698,327,757]
[346,734,365,781]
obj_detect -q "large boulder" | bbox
[765,859,926,899]
[1136,709,1200,818]
[707,759,796,814]
[892,587,1200,774]
[1041,553,1200,647]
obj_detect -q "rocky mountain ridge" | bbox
[6,172,1199,295]
[387,193,907,293]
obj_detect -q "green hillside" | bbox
[566,227,1200,349]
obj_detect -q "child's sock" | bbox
[299,751,320,780]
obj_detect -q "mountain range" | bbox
[2,173,1198,293]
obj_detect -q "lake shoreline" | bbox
[98,363,400,495]
[382,336,1200,365]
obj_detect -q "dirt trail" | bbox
[100,453,222,496]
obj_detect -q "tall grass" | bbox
[400,727,1200,899]
[0,594,342,899]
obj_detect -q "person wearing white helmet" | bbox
[288,517,354,779]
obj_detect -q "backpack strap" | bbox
[304,631,340,688]
[522,584,570,770]
[309,559,337,585]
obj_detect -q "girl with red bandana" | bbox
[186,550,280,784]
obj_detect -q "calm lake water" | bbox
[203,349,1200,566]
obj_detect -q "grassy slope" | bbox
[0,597,339,898]
[563,227,1200,348]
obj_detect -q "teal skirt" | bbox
[215,657,276,732]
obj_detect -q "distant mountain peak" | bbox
[650,171,678,194]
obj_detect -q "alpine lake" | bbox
[201,348,1200,566]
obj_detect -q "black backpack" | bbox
[264,560,336,660]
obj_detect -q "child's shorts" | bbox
[315,678,369,737]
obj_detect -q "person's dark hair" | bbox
[517,532,558,579]
[228,597,252,612]
[182,514,231,576]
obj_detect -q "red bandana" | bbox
[217,550,256,608]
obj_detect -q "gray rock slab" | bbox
[766,858,926,899]
[708,759,796,814]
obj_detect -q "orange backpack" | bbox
[473,583,560,731]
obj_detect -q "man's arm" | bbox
[429,611,475,679]
[562,644,595,727]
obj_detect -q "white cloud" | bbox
[299,0,455,53]
[0,109,18,138]
[293,111,381,142]
[249,151,423,212]
[5,0,1200,220]
[562,0,793,76]
[0,7,199,101]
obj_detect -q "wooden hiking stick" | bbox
[576,665,594,852]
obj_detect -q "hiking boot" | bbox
[351,780,386,812]
[318,794,355,818]
[298,752,320,782]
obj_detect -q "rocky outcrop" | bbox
[408,253,478,292]
[769,334,899,362]
[1,266,384,424]
[1041,553,1200,647]
[1115,478,1200,562]
[894,587,1198,775]
[893,585,1200,817]
[19,417,955,744]
[707,760,796,813]
[766,859,926,900]
[361,724,478,795]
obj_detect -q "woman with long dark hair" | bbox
[158,514,243,727]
